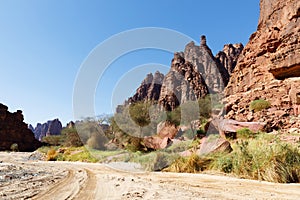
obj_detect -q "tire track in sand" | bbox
[73,168,97,200]
[32,168,80,200]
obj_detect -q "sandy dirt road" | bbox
[0,152,300,200]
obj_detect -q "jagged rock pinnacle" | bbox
[200,35,207,46]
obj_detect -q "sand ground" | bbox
[0,152,299,200]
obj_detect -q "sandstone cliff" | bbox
[184,36,231,93]
[126,37,243,111]
[215,43,244,75]
[225,0,300,131]
[158,52,208,110]
[128,71,164,103]
[0,103,41,151]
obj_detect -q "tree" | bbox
[198,96,212,119]
[166,107,181,126]
[181,101,200,135]
[42,135,65,146]
[129,101,151,138]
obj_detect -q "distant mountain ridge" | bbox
[29,118,62,141]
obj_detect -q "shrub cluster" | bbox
[165,133,300,183]
[250,99,271,112]
[46,148,58,161]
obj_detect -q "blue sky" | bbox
[0,0,259,126]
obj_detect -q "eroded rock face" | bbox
[225,0,300,131]
[125,36,243,116]
[184,36,231,93]
[159,52,209,110]
[128,71,164,104]
[31,119,62,141]
[215,43,244,75]
[0,103,41,151]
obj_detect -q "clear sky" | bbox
[0,0,259,126]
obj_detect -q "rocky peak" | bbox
[28,124,34,132]
[224,0,300,131]
[0,103,41,151]
[184,36,230,93]
[171,52,185,70]
[128,71,165,104]
[200,35,207,46]
[124,36,244,113]
[31,118,63,141]
[215,43,244,74]
[159,52,209,111]
[142,73,153,85]
[67,121,75,129]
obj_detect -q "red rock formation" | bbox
[159,52,209,110]
[126,37,242,112]
[180,136,232,157]
[205,118,266,138]
[198,136,232,155]
[184,36,234,93]
[128,71,164,103]
[225,0,300,131]
[143,136,172,150]
[215,43,244,75]
[0,103,42,151]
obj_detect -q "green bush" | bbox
[42,135,65,146]
[125,137,145,152]
[112,102,160,139]
[133,151,179,171]
[129,101,151,128]
[184,129,196,140]
[166,107,181,126]
[198,97,212,119]
[164,140,193,153]
[236,128,255,139]
[58,148,98,162]
[250,99,271,112]
[165,132,300,183]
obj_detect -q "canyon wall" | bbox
[225,0,300,130]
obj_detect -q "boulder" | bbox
[143,136,172,150]
[198,136,232,155]
[205,118,266,138]
[157,121,178,139]
[181,135,232,157]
